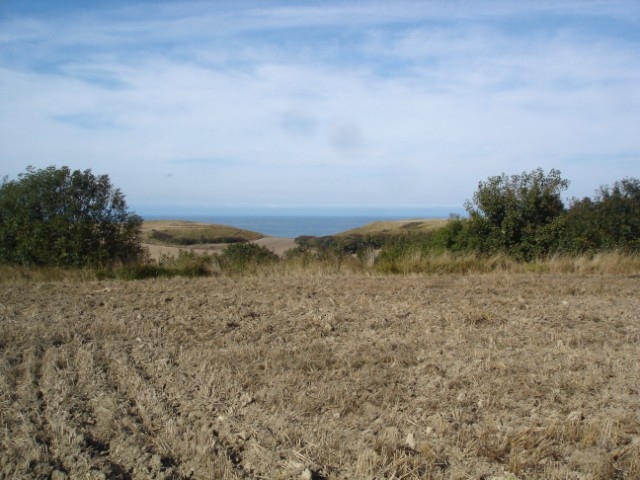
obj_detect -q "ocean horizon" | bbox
[142,213,452,238]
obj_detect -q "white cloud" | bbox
[1,0,639,212]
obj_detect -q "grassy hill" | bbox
[143,218,450,245]
[142,220,263,246]
[337,218,449,237]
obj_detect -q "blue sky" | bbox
[1,0,639,216]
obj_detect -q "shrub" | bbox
[221,243,278,272]
[112,262,175,280]
[556,178,640,254]
[149,230,245,245]
[97,250,219,280]
[463,168,569,260]
[165,250,219,277]
[295,233,390,256]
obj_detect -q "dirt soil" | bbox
[252,237,298,256]
[1,274,639,479]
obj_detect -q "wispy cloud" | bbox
[51,112,122,129]
[1,0,639,212]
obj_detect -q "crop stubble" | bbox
[1,274,639,479]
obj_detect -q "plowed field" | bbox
[1,274,639,479]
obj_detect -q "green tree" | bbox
[0,165,144,266]
[594,178,640,251]
[558,177,640,253]
[465,168,569,259]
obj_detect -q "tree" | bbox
[0,166,144,266]
[558,177,640,253]
[594,178,640,251]
[464,168,569,259]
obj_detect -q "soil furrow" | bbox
[2,274,640,479]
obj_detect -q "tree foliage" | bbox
[464,168,569,259]
[0,166,144,266]
[556,177,640,253]
[376,168,640,267]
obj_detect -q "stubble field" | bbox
[1,273,639,479]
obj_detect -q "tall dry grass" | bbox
[1,251,639,283]
[374,250,640,275]
[537,252,640,274]
[0,265,97,283]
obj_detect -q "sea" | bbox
[142,214,450,238]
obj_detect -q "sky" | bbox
[1,0,639,216]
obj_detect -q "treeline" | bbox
[2,165,639,277]
[296,169,640,265]
[433,169,640,259]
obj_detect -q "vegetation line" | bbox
[1,165,639,280]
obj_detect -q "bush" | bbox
[423,215,472,254]
[221,243,278,272]
[295,233,391,256]
[111,262,175,280]
[96,250,219,280]
[159,250,219,277]
[463,168,569,260]
[149,230,245,245]
[556,178,640,254]
[442,171,640,259]
[0,165,143,266]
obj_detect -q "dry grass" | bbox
[0,265,97,283]
[378,251,640,276]
[1,252,640,283]
[538,252,640,274]
[2,273,640,479]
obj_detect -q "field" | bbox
[2,272,640,480]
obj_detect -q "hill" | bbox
[142,220,263,246]
[337,218,449,236]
